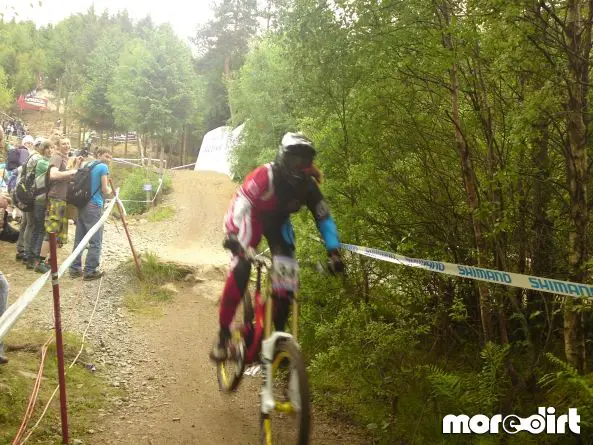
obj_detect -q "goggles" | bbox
[283,152,314,172]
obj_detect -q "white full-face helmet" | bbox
[276,132,316,185]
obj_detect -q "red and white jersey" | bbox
[224,163,330,249]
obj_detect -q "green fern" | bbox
[539,353,593,399]
[424,343,510,415]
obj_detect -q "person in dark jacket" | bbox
[6,135,33,192]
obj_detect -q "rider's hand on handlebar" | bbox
[223,235,242,256]
[327,249,345,275]
[223,234,253,257]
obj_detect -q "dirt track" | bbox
[88,170,367,444]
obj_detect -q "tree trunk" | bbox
[124,130,128,156]
[439,0,494,342]
[182,124,187,166]
[562,0,591,374]
[224,55,231,77]
[527,121,556,356]
[62,92,68,135]
[56,78,62,117]
[159,139,165,176]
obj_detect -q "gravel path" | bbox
[1,170,368,444]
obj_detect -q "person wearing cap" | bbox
[24,140,53,271]
[14,136,41,263]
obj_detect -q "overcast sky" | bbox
[1,0,214,44]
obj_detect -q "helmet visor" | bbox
[283,151,314,172]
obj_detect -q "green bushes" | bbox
[123,252,190,315]
[118,168,172,214]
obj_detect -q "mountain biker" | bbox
[209,132,345,362]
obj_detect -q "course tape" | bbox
[170,162,196,170]
[112,159,143,168]
[119,177,164,203]
[113,157,162,163]
[341,243,593,299]
[0,192,120,342]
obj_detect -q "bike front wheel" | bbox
[216,331,246,392]
[260,339,310,445]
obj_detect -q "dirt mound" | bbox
[19,109,58,139]
[159,169,238,267]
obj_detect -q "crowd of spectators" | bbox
[0,127,113,365]
[2,118,27,139]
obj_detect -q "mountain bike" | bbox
[216,247,310,445]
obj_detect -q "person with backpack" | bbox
[6,135,33,193]
[24,141,53,271]
[69,147,112,280]
[35,137,83,273]
[7,135,32,170]
[14,138,42,263]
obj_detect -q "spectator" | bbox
[15,138,41,262]
[6,135,33,192]
[0,127,8,161]
[0,192,12,364]
[8,135,32,170]
[70,147,112,280]
[0,192,18,242]
[37,138,82,273]
[0,271,7,364]
[25,141,53,271]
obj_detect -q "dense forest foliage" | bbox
[2,1,593,443]
[0,8,206,162]
[229,1,593,443]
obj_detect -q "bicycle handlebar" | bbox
[223,236,341,276]
[248,250,272,268]
[223,236,272,268]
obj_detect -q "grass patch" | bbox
[108,162,132,191]
[0,330,118,444]
[118,168,173,215]
[147,205,176,222]
[123,252,190,315]
[140,251,188,284]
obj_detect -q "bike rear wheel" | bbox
[260,339,310,445]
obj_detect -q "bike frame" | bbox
[246,257,300,416]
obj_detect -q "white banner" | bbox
[194,123,244,177]
[341,243,593,299]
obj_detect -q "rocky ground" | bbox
[1,170,368,444]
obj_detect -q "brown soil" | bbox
[88,170,368,444]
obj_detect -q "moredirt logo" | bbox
[443,407,580,434]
